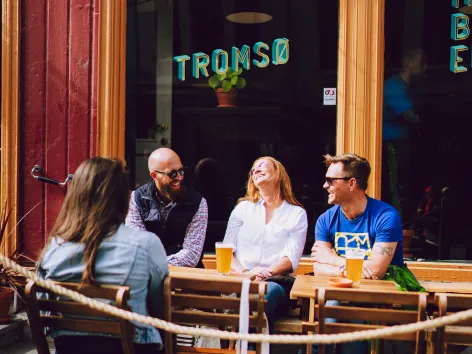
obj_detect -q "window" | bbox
[126,0,340,253]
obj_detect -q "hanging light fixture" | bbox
[226,12,272,24]
[225,1,272,24]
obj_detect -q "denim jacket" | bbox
[37,224,169,347]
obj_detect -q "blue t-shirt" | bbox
[315,196,404,266]
[383,75,414,141]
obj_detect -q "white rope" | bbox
[1,252,471,345]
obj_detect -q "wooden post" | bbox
[336,0,385,199]
[1,0,20,255]
[97,0,127,159]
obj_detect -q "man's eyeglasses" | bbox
[154,167,185,179]
[325,176,358,186]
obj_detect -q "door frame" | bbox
[1,0,20,255]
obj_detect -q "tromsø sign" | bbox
[450,0,472,73]
[173,38,289,81]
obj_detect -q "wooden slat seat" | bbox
[273,307,302,334]
[273,317,302,334]
[25,279,135,354]
[164,275,267,354]
[434,293,472,353]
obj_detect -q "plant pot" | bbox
[0,287,14,324]
[215,88,238,108]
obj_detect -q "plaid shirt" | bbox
[126,190,208,267]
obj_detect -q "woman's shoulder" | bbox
[111,225,162,248]
[284,202,307,216]
[234,199,259,210]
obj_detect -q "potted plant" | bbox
[208,67,246,107]
[0,202,15,323]
[0,201,34,323]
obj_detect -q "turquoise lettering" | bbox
[173,55,190,81]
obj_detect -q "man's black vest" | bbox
[134,181,203,260]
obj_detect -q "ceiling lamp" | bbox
[226,12,272,24]
[459,6,472,15]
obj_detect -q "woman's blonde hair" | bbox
[239,156,303,207]
[39,157,129,287]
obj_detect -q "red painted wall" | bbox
[20,0,99,259]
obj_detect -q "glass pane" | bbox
[383,0,472,260]
[126,0,340,254]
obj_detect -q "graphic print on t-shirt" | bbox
[334,232,372,258]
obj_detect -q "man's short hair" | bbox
[323,154,371,190]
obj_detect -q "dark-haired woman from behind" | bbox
[37,157,169,354]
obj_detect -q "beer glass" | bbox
[345,249,365,283]
[215,242,233,275]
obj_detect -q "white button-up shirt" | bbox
[223,199,308,272]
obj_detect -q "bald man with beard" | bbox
[126,148,208,267]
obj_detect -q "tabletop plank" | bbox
[169,266,255,281]
[290,275,398,300]
[420,281,472,294]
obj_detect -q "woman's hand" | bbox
[311,244,338,265]
[250,266,273,281]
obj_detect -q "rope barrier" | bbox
[2,252,472,345]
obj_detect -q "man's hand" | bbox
[362,264,379,280]
[311,243,339,265]
[251,266,272,281]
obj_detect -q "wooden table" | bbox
[290,275,399,301]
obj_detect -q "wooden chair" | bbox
[163,275,267,354]
[302,288,428,354]
[25,280,135,354]
[434,293,472,354]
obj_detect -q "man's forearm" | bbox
[167,249,198,268]
[313,262,343,277]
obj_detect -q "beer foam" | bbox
[345,249,366,259]
[215,242,234,248]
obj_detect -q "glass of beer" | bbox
[345,248,365,283]
[215,242,233,275]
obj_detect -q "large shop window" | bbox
[125,0,339,253]
[383,0,472,260]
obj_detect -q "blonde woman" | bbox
[223,157,308,334]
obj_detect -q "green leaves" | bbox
[221,80,232,92]
[207,68,246,91]
[208,76,220,89]
[235,77,246,89]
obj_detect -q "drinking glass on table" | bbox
[345,248,366,283]
[215,242,233,275]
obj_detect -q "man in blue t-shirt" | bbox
[312,153,404,279]
[307,153,403,354]
[382,49,426,221]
